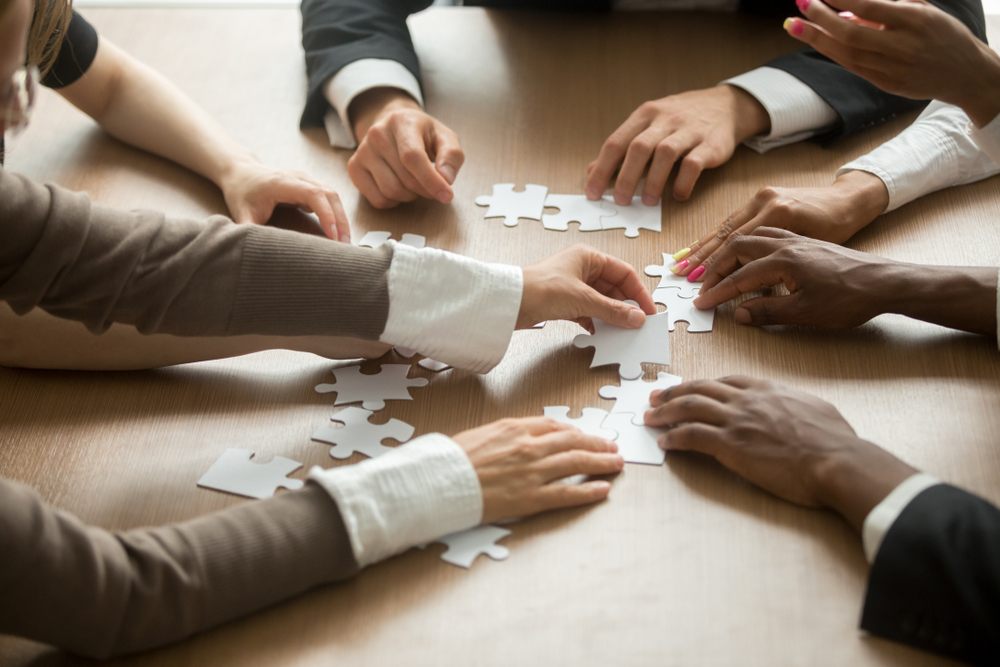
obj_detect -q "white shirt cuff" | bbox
[838,101,1000,212]
[861,472,940,564]
[322,59,425,149]
[379,242,522,374]
[308,433,482,567]
[723,66,839,154]
[971,112,1000,164]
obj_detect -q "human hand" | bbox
[518,244,657,331]
[644,376,917,529]
[785,0,1000,126]
[672,170,888,278]
[220,159,350,242]
[585,85,770,205]
[348,88,464,209]
[692,227,897,328]
[453,417,624,524]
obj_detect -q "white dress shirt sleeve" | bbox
[838,101,1000,212]
[723,66,839,154]
[308,434,482,567]
[861,472,940,563]
[322,59,425,149]
[379,242,523,374]
[971,112,1000,164]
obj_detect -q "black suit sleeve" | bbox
[861,484,1000,664]
[40,11,99,90]
[761,0,986,141]
[299,0,433,128]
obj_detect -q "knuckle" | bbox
[399,148,425,168]
[682,153,704,171]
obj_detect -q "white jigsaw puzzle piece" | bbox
[357,231,426,249]
[653,289,715,333]
[541,194,616,232]
[573,300,671,379]
[601,414,666,466]
[598,372,684,425]
[434,525,511,569]
[543,406,618,440]
[311,406,415,459]
[600,196,661,238]
[198,448,304,499]
[314,363,429,411]
[417,358,451,372]
[475,183,548,227]
[645,253,701,298]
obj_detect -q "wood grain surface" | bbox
[2,8,998,666]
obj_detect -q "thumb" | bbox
[432,128,464,186]
[583,290,647,328]
[734,294,799,327]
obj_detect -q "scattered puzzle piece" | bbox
[600,196,661,238]
[598,372,684,425]
[197,448,304,499]
[645,253,701,298]
[653,289,715,333]
[543,406,618,440]
[601,413,666,466]
[572,300,671,379]
[393,347,451,372]
[357,231,426,249]
[314,363,429,411]
[541,194,616,232]
[311,406,415,460]
[433,525,512,569]
[475,183,548,227]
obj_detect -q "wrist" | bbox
[951,44,1000,127]
[812,439,918,532]
[723,84,770,142]
[214,153,261,192]
[349,87,422,138]
[830,170,889,235]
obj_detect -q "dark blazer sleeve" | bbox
[299,0,434,128]
[761,0,986,141]
[861,484,1000,664]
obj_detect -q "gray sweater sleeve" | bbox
[0,168,391,338]
[0,478,359,659]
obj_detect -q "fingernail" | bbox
[671,259,690,275]
[795,0,809,12]
[585,187,599,200]
[437,163,457,184]
[437,189,453,203]
[672,247,691,262]
[687,265,706,282]
[642,195,658,206]
[734,307,752,325]
[786,17,805,35]
[626,307,646,327]
[658,435,669,449]
[608,441,619,452]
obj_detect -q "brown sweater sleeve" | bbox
[0,478,359,659]
[0,168,391,338]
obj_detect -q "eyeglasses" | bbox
[2,66,39,138]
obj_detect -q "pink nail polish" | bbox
[671,259,690,274]
[796,0,810,12]
[687,265,706,282]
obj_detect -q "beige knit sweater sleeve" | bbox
[0,167,419,657]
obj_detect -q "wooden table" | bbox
[3,8,999,666]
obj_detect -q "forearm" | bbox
[954,40,1000,127]
[0,305,390,370]
[0,479,358,659]
[879,264,997,336]
[80,41,253,188]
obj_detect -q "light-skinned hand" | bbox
[348,88,464,209]
[519,244,657,331]
[784,0,1000,126]
[584,85,770,205]
[454,417,624,524]
[220,158,351,242]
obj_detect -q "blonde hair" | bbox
[28,0,74,77]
